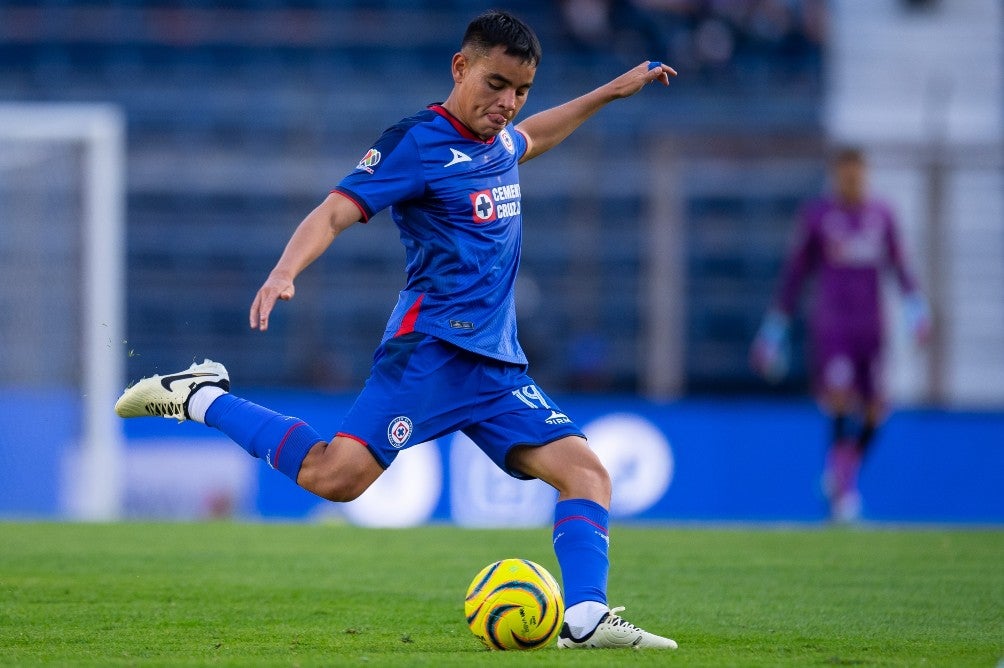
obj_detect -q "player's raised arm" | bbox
[516,61,676,163]
[250,192,362,331]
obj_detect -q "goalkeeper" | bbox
[751,147,931,522]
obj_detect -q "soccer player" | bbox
[116,10,678,650]
[751,147,930,522]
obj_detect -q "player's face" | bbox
[447,46,535,140]
[834,158,867,205]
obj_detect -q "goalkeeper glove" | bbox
[903,293,932,345]
[750,310,790,383]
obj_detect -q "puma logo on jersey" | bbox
[444,148,472,168]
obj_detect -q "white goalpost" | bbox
[0,103,126,519]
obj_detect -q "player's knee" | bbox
[313,473,370,503]
[325,486,364,503]
[298,460,372,503]
[561,449,611,504]
[296,438,383,503]
[583,460,612,501]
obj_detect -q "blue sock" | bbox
[552,498,609,608]
[205,394,323,483]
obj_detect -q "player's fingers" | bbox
[646,61,677,85]
[257,301,273,331]
[250,290,275,331]
[250,277,294,330]
[249,293,261,329]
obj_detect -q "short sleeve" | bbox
[333,125,425,222]
[512,126,529,162]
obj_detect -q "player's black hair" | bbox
[461,10,542,67]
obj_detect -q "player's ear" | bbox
[451,52,467,84]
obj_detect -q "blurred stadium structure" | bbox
[0,0,826,394]
[1,0,999,401]
[0,104,126,519]
[1,1,1001,521]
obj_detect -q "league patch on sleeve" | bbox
[355,148,382,174]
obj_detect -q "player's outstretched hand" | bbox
[750,310,790,384]
[250,273,295,331]
[903,292,932,346]
[605,61,677,100]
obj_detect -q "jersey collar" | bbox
[429,104,497,144]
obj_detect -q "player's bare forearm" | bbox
[270,195,356,281]
[517,61,675,162]
[250,192,360,331]
[515,90,609,162]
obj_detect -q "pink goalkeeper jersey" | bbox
[776,196,920,345]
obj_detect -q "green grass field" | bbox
[1,523,1000,666]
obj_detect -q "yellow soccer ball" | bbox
[464,558,564,650]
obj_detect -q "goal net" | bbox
[0,104,126,519]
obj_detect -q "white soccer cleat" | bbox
[114,359,229,422]
[556,606,678,650]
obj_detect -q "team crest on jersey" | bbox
[499,128,515,154]
[470,190,496,223]
[387,416,413,448]
[355,148,382,174]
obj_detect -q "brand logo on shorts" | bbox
[545,410,572,425]
[387,416,414,448]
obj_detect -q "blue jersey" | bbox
[333,104,529,365]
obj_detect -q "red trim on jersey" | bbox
[335,432,369,448]
[394,293,425,337]
[429,104,495,144]
[329,189,370,223]
[514,127,530,160]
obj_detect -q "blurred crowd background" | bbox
[1,0,1000,403]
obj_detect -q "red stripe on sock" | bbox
[273,421,307,470]
[554,515,608,535]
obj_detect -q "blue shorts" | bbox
[337,333,584,479]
